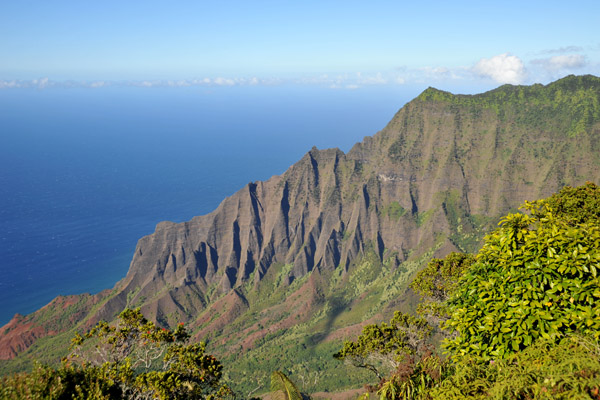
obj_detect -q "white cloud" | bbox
[213,77,235,86]
[420,66,450,78]
[0,78,55,89]
[532,54,587,71]
[539,45,583,55]
[295,71,400,89]
[353,72,387,85]
[31,77,49,88]
[0,80,20,88]
[473,53,527,84]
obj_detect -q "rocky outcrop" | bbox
[2,75,600,368]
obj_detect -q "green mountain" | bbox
[2,75,600,394]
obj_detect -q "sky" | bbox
[1,0,599,92]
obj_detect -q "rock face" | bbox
[2,76,600,384]
[107,75,600,327]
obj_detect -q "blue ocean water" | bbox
[0,85,416,325]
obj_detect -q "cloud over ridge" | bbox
[473,53,527,84]
[532,54,588,71]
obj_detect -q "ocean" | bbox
[0,84,416,325]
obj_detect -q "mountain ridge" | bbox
[2,74,600,391]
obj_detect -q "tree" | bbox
[429,335,600,399]
[445,183,600,361]
[69,308,232,400]
[334,311,446,399]
[0,361,121,399]
[410,252,475,331]
[411,252,476,304]
[334,311,433,380]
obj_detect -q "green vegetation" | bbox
[1,362,121,399]
[410,253,475,304]
[381,201,407,221]
[439,190,493,253]
[2,309,231,399]
[410,252,475,326]
[415,210,433,228]
[11,184,598,399]
[334,311,447,400]
[270,371,303,400]
[429,335,600,399]
[446,183,600,361]
[335,183,600,399]
[417,75,600,137]
[334,311,433,379]
[219,245,435,395]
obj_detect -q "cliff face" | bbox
[106,75,600,328]
[2,76,600,388]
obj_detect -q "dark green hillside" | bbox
[418,75,600,138]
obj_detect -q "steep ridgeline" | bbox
[2,75,600,391]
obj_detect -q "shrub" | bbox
[429,335,600,400]
[445,183,600,361]
[68,308,232,400]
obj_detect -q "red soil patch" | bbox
[0,315,56,360]
[322,313,384,343]
[0,293,101,359]
[192,290,249,343]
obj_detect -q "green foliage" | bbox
[417,75,600,137]
[388,137,406,161]
[527,181,600,226]
[341,183,600,399]
[270,371,303,400]
[429,335,600,400]
[333,305,448,399]
[381,201,407,221]
[439,190,492,253]
[0,361,121,399]
[410,252,476,334]
[334,311,433,380]
[415,210,433,228]
[410,252,475,303]
[445,183,600,361]
[222,245,434,395]
[68,308,231,400]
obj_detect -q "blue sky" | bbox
[1,0,599,91]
